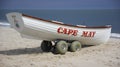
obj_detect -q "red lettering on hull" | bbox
[81,31,96,37]
[57,27,96,37]
[57,27,78,36]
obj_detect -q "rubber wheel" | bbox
[55,41,68,54]
[41,40,52,52]
[70,41,81,52]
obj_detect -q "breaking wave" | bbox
[111,33,120,39]
[0,22,10,27]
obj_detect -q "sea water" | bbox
[0,9,120,33]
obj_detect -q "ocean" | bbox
[0,9,120,33]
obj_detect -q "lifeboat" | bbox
[6,12,112,54]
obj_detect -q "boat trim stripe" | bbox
[22,14,112,28]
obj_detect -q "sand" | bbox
[0,27,120,67]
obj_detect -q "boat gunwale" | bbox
[22,14,112,29]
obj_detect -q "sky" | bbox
[0,0,120,9]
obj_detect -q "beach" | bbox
[0,27,120,67]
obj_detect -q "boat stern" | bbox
[6,12,24,33]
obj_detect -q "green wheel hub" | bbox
[55,41,68,54]
[70,41,81,52]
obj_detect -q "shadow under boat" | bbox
[0,45,93,55]
[0,47,43,55]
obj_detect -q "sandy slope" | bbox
[0,27,120,67]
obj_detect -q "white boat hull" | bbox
[6,12,112,45]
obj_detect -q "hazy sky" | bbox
[0,0,120,9]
